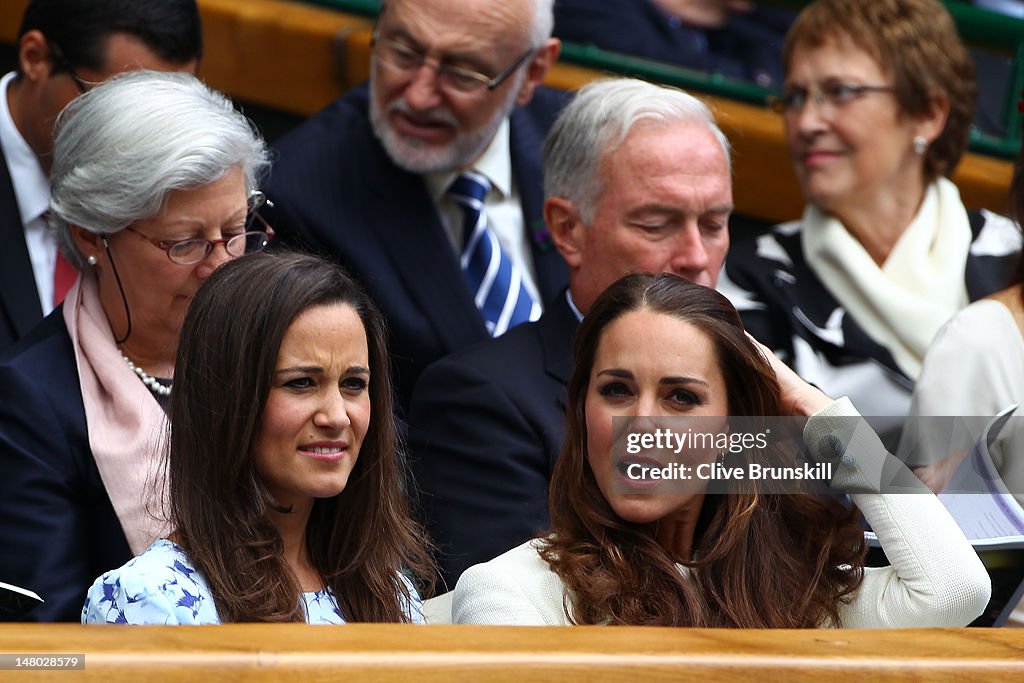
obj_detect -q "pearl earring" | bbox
[913,136,928,155]
[86,255,98,266]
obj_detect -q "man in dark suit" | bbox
[0,0,202,353]
[408,78,736,587]
[266,0,566,412]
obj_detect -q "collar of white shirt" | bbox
[0,71,51,226]
[424,117,512,210]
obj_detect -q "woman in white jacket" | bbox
[453,273,990,628]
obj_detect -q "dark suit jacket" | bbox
[0,143,45,353]
[0,310,131,622]
[554,0,792,89]
[407,292,578,588]
[264,83,570,412]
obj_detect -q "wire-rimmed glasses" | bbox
[767,83,896,117]
[372,31,534,95]
[125,191,275,265]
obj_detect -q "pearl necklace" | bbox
[118,349,172,397]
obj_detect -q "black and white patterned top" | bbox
[721,208,1020,446]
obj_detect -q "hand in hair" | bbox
[746,332,831,416]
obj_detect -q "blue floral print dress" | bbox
[82,539,422,624]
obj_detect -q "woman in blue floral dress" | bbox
[83,251,434,624]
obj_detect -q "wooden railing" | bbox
[0,624,1021,681]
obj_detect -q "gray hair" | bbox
[50,70,270,269]
[529,0,555,46]
[542,78,731,223]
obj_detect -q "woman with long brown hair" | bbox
[453,273,989,627]
[83,251,433,623]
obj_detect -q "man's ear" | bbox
[515,38,560,106]
[545,195,584,268]
[18,30,53,83]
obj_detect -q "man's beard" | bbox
[369,63,523,174]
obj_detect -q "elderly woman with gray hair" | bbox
[0,70,271,621]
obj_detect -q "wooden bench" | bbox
[197,0,370,117]
[0,623,1022,681]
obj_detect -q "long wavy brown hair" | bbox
[540,273,866,627]
[168,250,433,622]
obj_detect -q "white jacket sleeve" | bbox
[805,397,991,628]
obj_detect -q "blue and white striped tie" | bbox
[448,172,540,336]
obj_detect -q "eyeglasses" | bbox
[47,40,93,94]
[768,83,895,116]
[372,31,535,95]
[125,191,275,265]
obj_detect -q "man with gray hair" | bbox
[408,77,734,587]
[266,0,565,412]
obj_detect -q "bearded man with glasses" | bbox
[266,0,567,413]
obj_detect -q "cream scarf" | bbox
[63,273,169,554]
[802,178,970,380]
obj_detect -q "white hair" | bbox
[529,0,555,46]
[543,78,731,223]
[50,70,270,269]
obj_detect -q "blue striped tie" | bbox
[448,172,540,336]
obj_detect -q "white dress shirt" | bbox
[0,71,55,314]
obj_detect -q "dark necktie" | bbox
[448,172,539,336]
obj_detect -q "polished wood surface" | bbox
[0,624,1021,682]
[0,0,28,44]
[198,0,370,117]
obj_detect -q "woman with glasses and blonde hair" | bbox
[0,70,271,621]
[721,0,1019,446]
